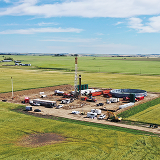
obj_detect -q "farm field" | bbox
[0,102,160,160]
[1,55,160,93]
[1,55,160,75]
[1,68,160,93]
[126,104,160,125]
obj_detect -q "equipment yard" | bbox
[1,84,160,135]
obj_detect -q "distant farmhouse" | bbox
[2,60,12,62]
[20,64,31,66]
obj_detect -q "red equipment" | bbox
[91,91,102,96]
[25,97,29,103]
[81,96,87,101]
[103,89,112,98]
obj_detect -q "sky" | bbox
[0,0,160,54]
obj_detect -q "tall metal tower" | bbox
[74,57,78,97]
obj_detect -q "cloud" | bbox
[1,0,160,18]
[95,33,104,36]
[128,16,160,33]
[38,22,59,26]
[1,23,19,26]
[115,22,123,25]
[3,0,10,3]
[0,27,83,34]
[40,37,99,43]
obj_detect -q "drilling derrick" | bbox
[74,57,78,97]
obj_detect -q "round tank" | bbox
[110,89,147,98]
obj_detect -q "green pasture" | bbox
[0,102,160,160]
[126,104,160,125]
[1,55,160,75]
[1,67,160,93]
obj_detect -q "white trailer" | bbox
[61,99,70,104]
[91,109,101,115]
[87,112,97,118]
[54,90,64,96]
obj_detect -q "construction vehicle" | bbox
[81,96,97,102]
[63,93,73,98]
[86,97,97,102]
[106,111,122,122]
[80,112,86,115]
[81,96,87,101]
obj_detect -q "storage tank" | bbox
[130,94,135,103]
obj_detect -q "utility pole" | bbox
[11,77,13,99]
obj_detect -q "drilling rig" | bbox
[74,57,78,98]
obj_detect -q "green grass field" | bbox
[126,104,160,125]
[1,68,160,93]
[1,55,160,159]
[0,102,160,160]
[1,55,160,75]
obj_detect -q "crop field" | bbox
[126,103,160,125]
[1,55,160,93]
[1,68,160,93]
[1,55,160,75]
[1,55,160,159]
[0,102,160,160]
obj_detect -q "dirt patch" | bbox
[17,133,66,147]
[0,84,74,103]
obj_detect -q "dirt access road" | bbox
[1,85,160,135]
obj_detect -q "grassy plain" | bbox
[0,102,160,160]
[1,68,160,93]
[1,55,160,92]
[1,55,160,75]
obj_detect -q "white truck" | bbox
[61,99,70,104]
[87,112,97,118]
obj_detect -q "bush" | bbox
[4,57,13,61]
